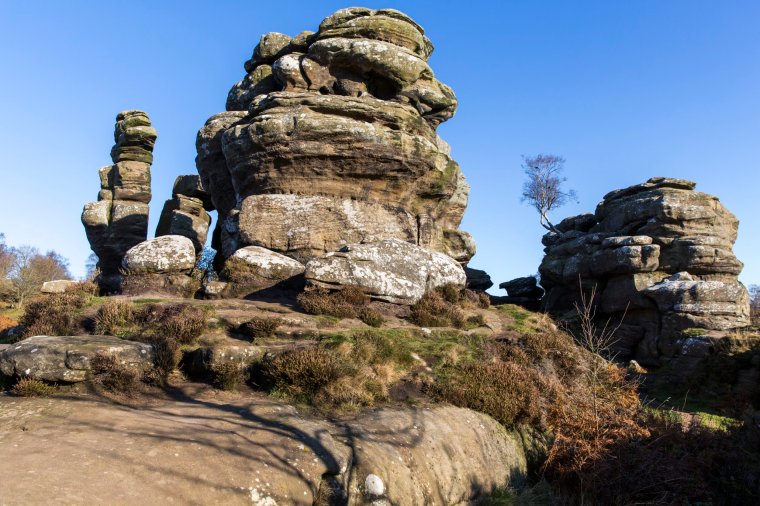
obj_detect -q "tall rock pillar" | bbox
[82,110,156,289]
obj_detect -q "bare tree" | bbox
[3,246,71,306]
[520,154,577,232]
[85,252,99,281]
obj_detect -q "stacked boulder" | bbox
[539,177,750,366]
[82,110,156,289]
[195,7,473,269]
[155,175,212,255]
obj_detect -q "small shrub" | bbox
[297,285,371,319]
[212,362,247,391]
[434,361,543,427]
[65,281,99,297]
[239,316,282,340]
[410,290,465,328]
[148,335,181,382]
[465,313,486,329]
[261,348,349,400]
[90,351,141,394]
[11,377,55,397]
[358,307,385,327]
[94,300,135,335]
[137,303,208,344]
[20,291,90,337]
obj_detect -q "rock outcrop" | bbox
[195,8,474,269]
[82,110,156,280]
[305,239,466,304]
[155,175,212,255]
[222,246,306,296]
[0,335,153,382]
[539,177,750,365]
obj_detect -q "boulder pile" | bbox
[539,177,750,365]
[196,7,474,269]
[82,110,156,286]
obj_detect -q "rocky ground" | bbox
[0,384,524,506]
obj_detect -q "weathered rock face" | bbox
[539,177,750,365]
[0,335,154,382]
[222,246,306,296]
[121,235,196,275]
[305,239,466,304]
[82,110,156,276]
[155,175,212,254]
[196,8,474,267]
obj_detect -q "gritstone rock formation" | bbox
[196,7,473,267]
[539,177,750,365]
[155,175,213,255]
[82,110,156,280]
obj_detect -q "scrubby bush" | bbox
[136,303,208,344]
[94,300,135,335]
[262,348,347,400]
[19,291,90,338]
[90,351,141,394]
[298,285,384,327]
[357,307,385,327]
[147,335,181,383]
[434,361,545,427]
[212,362,247,391]
[410,289,465,328]
[239,316,282,340]
[11,377,55,397]
[0,314,17,334]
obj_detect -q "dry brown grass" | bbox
[0,314,17,333]
[212,362,247,391]
[410,289,465,328]
[11,377,55,397]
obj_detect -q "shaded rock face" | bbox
[305,239,466,304]
[539,177,750,365]
[155,175,212,254]
[82,110,156,276]
[0,335,153,383]
[223,246,306,297]
[196,8,473,267]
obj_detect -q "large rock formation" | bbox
[539,177,750,365]
[82,110,156,279]
[196,8,473,268]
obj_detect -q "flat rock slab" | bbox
[0,389,526,505]
[0,335,154,382]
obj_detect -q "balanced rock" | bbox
[539,177,750,365]
[82,111,156,278]
[0,335,153,383]
[196,8,474,269]
[155,175,212,254]
[500,277,544,299]
[464,267,493,291]
[305,239,466,304]
[121,235,196,274]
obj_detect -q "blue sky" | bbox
[1,1,758,290]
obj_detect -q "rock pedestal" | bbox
[82,111,156,284]
[539,177,750,365]
[196,8,474,269]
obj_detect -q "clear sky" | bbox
[1,1,758,290]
